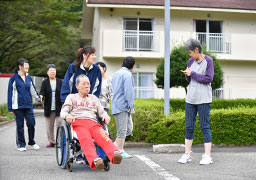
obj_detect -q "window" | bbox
[123,18,157,51]
[194,20,223,34]
[132,72,154,98]
[123,18,153,31]
[194,20,225,53]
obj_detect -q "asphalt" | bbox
[0,109,256,180]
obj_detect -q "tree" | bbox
[155,45,223,93]
[0,0,84,78]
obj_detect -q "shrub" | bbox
[170,98,256,111]
[145,107,256,145]
[109,99,256,145]
[0,104,14,121]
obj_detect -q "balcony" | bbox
[123,30,160,52]
[102,30,163,59]
[102,30,256,61]
[196,33,231,54]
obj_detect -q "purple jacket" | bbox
[185,55,214,84]
[185,55,214,104]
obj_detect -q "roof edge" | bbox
[86,4,256,14]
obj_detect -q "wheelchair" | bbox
[55,120,111,172]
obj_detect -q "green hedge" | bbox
[108,99,256,145]
[145,107,256,145]
[122,98,256,112]
[0,104,14,121]
[170,98,256,111]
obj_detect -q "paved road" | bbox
[0,110,256,180]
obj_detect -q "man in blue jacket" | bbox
[112,56,135,158]
[8,58,41,151]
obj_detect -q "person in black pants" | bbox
[40,64,62,147]
[8,58,41,151]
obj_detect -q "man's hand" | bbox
[65,114,74,123]
[9,112,14,114]
[181,67,192,76]
[102,114,111,125]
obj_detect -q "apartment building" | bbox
[82,0,256,99]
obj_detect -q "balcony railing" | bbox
[196,33,231,54]
[123,30,160,52]
[212,88,224,99]
[134,87,154,99]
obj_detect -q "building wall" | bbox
[219,60,256,99]
[97,8,256,60]
[92,7,101,57]
[89,7,256,99]
[0,78,10,105]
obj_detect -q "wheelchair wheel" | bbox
[56,123,71,169]
[56,126,63,166]
[103,160,110,172]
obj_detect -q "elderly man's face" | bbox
[76,77,90,96]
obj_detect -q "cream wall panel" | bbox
[220,61,256,99]
[217,33,256,61]
[92,8,102,60]
[0,78,9,104]
[102,58,161,78]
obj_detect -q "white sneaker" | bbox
[31,144,40,150]
[120,150,132,158]
[200,154,213,165]
[178,153,192,164]
[17,147,26,152]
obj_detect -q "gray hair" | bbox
[185,39,202,53]
[46,64,56,72]
[76,74,89,86]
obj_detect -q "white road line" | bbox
[135,155,181,180]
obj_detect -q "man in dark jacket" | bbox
[40,64,62,147]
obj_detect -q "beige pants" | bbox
[45,111,62,144]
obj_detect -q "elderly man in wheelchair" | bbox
[59,74,122,171]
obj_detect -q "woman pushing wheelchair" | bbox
[60,74,122,170]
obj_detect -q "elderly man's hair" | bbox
[185,39,202,53]
[76,74,89,86]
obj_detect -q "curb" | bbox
[0,109,43,127]
[124,142,155,148]
[153,144,185,153]
[0,119,15,127]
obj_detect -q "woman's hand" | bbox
[40,95,44,102]
[181,67,192,76]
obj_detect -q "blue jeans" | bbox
[185,103,212,143]
[14,109,36,148]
